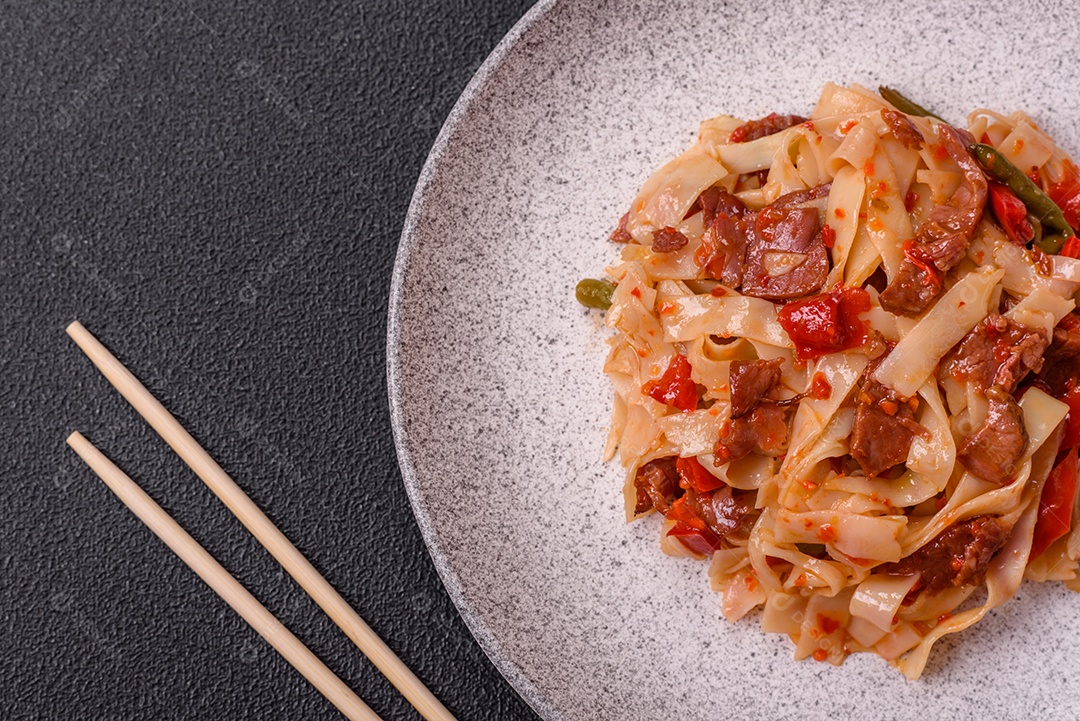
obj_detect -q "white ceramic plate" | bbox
[388,1,1080,718]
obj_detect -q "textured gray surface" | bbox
[1,1,539,720]
[389,1,1080,719]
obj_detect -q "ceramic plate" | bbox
[387,1,1080,718]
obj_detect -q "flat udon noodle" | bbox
[625,145,727,243]
[824,165,866,286]
[660,292,792,348]
[872,265,1004,398]
[779,352,869,481]
[861,143,913,280]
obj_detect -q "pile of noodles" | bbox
[600,83,1080,678]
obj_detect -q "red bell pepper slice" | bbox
[777,285,870,360]
[1049,159,1080,232]
[676,456,726,493]
[1061,236,1080,259]
[1060,385,1080,451]
[642,354,698,412]
[1030,448,1079,561]
[988,182,1034,245]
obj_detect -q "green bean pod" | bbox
[878,86,946,122]
[970,143,1075,239]
[1036,234,1067,255]
[576,278,616,310]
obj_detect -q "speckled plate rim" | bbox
[386,1,563,719]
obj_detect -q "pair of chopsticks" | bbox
[65,321,456,721]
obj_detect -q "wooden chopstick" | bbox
[66,321,457,721]
[66,431,382,721]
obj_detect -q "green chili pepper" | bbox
[1036,234,1067,255]
[970,143,1075,239]
[878,86,946,122]
[576,278,616,310]
[1029,215,1044,245]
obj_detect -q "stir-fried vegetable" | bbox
[988,182,1034,245]
[575,278,616,309]
[642,354,698,412]
[970,143,1075,239]
[1036,234,1067,255]
[878,86,945,122]
[1030,448,1079,560]
[676,456,726,493]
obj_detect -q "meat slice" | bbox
[915,126,988,266]
[1037,315,1080,395]
[878,242,943,316]
[683,486,754,540]
[741,205,829,300]
[698,188,750,286]
[957,386,1027,484]
[883,515,1012,594]
[716,357,788,463]
[632,457,682,515]
[690,185,746,227]
[609,212,632,243]
[709,213,750,286]
[880,125,988,316]
[715,404,788,463]
[939,314,1048,393]
[881,108,924,149]
[729,113,808,143]
[850,374,920,479]
[729,358,784,418]
[652,226,689,252]
[771,183,832,208]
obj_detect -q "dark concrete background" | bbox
[0,1,541,719]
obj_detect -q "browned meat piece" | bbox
[683,485,756,539]
[729,358,784,418]
[700,189,751,286]
[741,206,829,300]
[729,113,808,143]
[711,186,749,217]
[715,404,788,463]
[877,244,942,316]
[883,515,1012,594]
[957,386,1028,484]
[939,314,1048,393]
[702,182,833,297]
[850,374,920,479]
[881,108,924,149]
[1037,316,1080,395]
[609,212,632,243]
[771,183,833,207]
[652,226,689,252]
[632,457,682,515]
[690,185,747,227]
[917,126,987,266]
[1051,318,1080,359]
[688,186,721,227]
[716,355,788,462]
[880,125,988,316]
[709,213,750,286]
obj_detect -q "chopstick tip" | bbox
[66,319,86,337]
